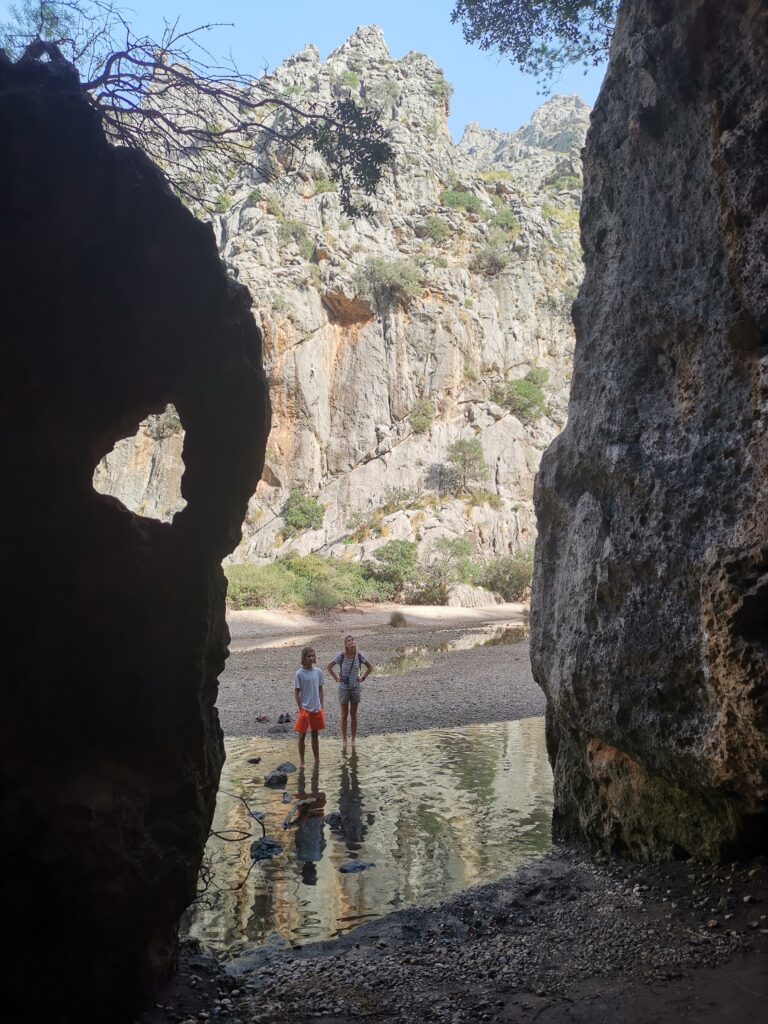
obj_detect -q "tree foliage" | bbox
[0,1,394,214]
[447,437,488,491]
[451,0,618,84]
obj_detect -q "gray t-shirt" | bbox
[334,651,370,687]
[294,667,324,712]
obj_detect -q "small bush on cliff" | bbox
[409,398,436,434]
[470,243,509,275]
[423,216,452,243]
[278,219,315,260]
[494,368,550,424]
[356,258,422,309]
[440,188,483,215]
[283,491,325,537]
[431,77,454,105]
[477,545,535,601]
[489,207,520,235]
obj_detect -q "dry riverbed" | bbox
[219,603,543,737]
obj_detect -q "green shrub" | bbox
[495,368,550,423]
[373,540,419,589]
[356,257,422,308]
[340,70,360,90]
[313,177,336,194]
[463,298,474,309]
[490,208,520,234]
[278,219,315,260]
[423,215,451,243]
[440,189,483,215]
[225,555,388,610]
[213,193,232,214]
[431,78,454,103]
[546,173,581,192]
[283,490,325,537]
[246,188,263,205]
[409,398,435,434]
[477,546,535,601]
[471,243,509,276]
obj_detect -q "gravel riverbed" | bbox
[219,604,543,737]
[139,850,768,1024]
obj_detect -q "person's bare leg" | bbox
[340,703,349,753]
[350,703,358,749]
[311,729,320,763]
[298,731,306,768]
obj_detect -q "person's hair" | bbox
[301,646,316,664]
[345,635,355,643]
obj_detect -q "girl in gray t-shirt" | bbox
[326,634,373,754]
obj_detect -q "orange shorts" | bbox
[294,708,325,734]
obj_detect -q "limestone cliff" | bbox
[95,27,586,569]
[531,0,767,860]
[0,55,267,1020]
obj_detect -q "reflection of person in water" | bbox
[338,751,367,848]
[290,767,326,885]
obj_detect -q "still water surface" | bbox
[185,718,552,952]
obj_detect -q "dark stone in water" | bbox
[247,757,261,765]
[264,770,288,787]
[324,811,343,829]
[277,761,297,773]
[250,837,283,861]
[281,792,293,804]
[339,861,374,873]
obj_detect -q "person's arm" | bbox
[318,669,324,708]
[294,673,303,710]
[359,655,373,682]
[326,654,340,683]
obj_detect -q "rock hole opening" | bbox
[92,403,187,520]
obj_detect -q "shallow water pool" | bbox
[184,718,552,952]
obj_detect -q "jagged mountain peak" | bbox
[328,24,391,63]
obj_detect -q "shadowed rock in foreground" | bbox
[531,0,767,859]
[0,57,268,1020]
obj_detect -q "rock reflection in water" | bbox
[185,718,552,951]
[377,621,530,677]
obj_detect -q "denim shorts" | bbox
[338,683,361,705]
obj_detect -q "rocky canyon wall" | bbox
[531,0,767,860]
[0,56,267,1020]
[94,28,586,571]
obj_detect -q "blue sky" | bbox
[1,1,607,140]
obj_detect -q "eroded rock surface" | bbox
[531,0,767,859]
[0,57,267,1020]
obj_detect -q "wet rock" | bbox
[276,761,297,774]
[264,771,289,788]
[281,792,293,804]
[324,811,343,829]
[250,838,284,862]
[339,861,375,873]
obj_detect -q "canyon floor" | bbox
[220,603,543,737]
[137,605,767,1024]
